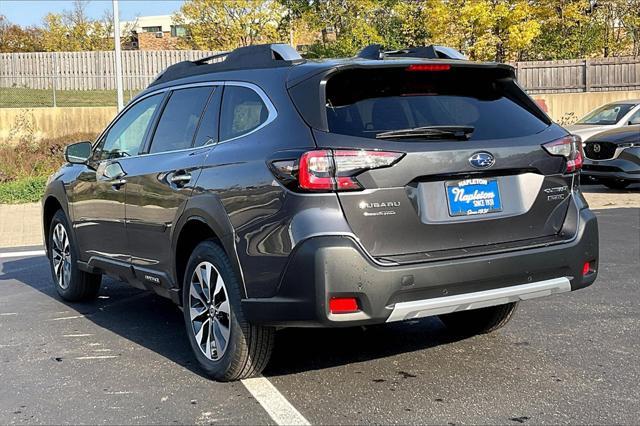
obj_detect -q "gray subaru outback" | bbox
[42,44,599,381]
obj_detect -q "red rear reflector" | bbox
[406,64,451,72]
[329,297,359,314]
[582,261,595,276]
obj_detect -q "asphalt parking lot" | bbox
[1,205,638,425]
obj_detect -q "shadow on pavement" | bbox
[580,182,640,193]
[0,255,467,379]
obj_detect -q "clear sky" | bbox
[1,0,185,26]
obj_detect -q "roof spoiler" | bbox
[357,44,467,61]
[151,43,304,87]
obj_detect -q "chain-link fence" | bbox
[0,75,156,108]
[0,50,224,109]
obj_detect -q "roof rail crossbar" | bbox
[151,43,304,87]
[193,51,231,65]
[357,44,467,61]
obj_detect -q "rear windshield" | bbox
[325,67,548,140]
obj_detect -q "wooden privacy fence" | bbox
[0,50,221,91]
[512,57,640,93]
[0,50,638,93]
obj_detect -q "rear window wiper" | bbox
[375,125,474,140]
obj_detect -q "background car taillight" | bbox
[542,135,583,173]
[271,150,403,192]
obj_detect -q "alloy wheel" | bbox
[189,261,231,361]
[51,223,71,290]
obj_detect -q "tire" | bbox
[48,209,101,302]
[182,240,274,381]
[602,179,630,190]
[438,302,518,337]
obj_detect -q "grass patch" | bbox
[0,87,140,108]
[0,176,47,204]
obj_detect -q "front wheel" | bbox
[438,302,518,337]
[182,240,274,381]
[48,210,101,302]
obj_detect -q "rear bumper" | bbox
[242,208,599,327]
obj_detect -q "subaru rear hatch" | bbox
[288,61,581,262]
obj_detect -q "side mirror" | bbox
[65,141,92,164]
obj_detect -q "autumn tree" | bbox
[174,0,286,50]
[0,15,44,52]
[41,0,113,51]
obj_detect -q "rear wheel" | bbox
[182,240,274,381]
[602,178,630,190]
[48,210,101,302]
[439,302,518,336]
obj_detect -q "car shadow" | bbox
[581,182,640,192]
[0,255,468,379]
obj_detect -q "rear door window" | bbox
[325,67,549,140]
[149,86,213,154]
[219,86,269,141]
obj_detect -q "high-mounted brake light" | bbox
[406,64,451,72]
[542,135,583,173]
[298,150,403,192]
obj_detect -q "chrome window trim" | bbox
[92,80,277,162]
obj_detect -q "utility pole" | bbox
[113,0,124,111]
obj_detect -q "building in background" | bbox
[120,15,187,50]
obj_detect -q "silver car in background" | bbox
[566,100,640,142]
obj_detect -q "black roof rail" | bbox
[357,44,467,61]
[150,43,304,87]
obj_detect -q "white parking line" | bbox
[75,355,118,360]
[50,315,85,321]
[0,250,46,259]
[241,376,310,426]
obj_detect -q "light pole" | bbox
[112,0,124,111]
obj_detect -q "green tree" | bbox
[591,0,639,56]
[525,0,603,60]
[300,0,384,58]
[175,0,286,50]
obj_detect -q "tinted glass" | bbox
[193,89,220,147]
[576,103,635,125]
[99,94,162,160]
[220,86,268,140]
[149,87,213,154]
[325,68,549,140]
[628,109,640,125]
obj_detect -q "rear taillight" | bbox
[542,135,583,173]
[296,150,403,192]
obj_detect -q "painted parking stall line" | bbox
[0,249,46,259]
[241,376,310,425]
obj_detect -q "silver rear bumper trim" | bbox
[386,277,572,323]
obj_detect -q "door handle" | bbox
[111,178,127,189]
[170,173,192,185]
